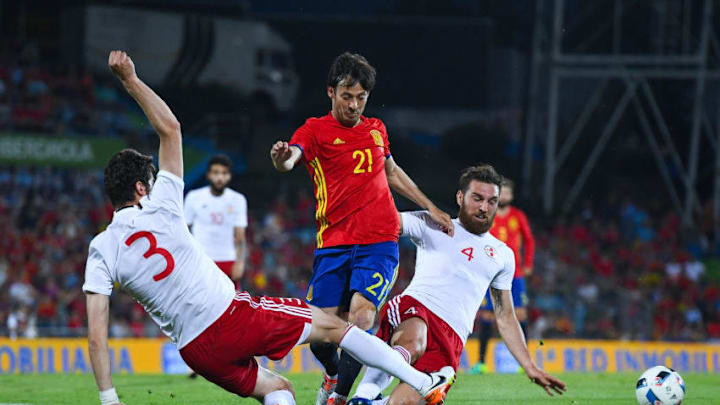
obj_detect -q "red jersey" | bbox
[490,206,535,278]
[290,112,400,248]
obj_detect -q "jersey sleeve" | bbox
[401,211,428,244]
[146,170,185,217]
[490,245,515,290]
[289,120,316,162]
[183,191,196,225]
[82,239,113,296]
[379,120,391,158]
[235,194,248,228]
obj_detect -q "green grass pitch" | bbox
[0,372,717,404]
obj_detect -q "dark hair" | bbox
[104,148,155,208]
[458,164,503,193]
[207,154,232,171]
[327,52,376,92]
[502,177,514,190]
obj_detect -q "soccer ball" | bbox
[635,365,685,405]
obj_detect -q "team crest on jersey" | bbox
[509,217,519,230]
[227,205,234,214]
[370,129,384,147]
[485,245,497,259]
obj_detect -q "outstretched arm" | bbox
[109,50,183,178]
[385,157,454,236]
[87,292,124,405]
[490,288,566,396]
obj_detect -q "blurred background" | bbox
[0,0,719,352]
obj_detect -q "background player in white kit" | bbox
[349,165,566,405]
[83,50,455,405]
[184,154,247,283]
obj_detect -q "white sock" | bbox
[354,345,408,400]
[338,326,431,392]
[264,389,295,405]
[355,366,393,399]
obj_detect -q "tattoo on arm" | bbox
[491,288,504,315]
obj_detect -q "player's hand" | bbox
[108,50,137,83]
[525,366,566,396]
[523,266,533,276]
[270,141,293,164]
[428,206,454,236]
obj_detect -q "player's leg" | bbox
[305,305,454,405]
[331,292,375,404]
[306,247,352,405]
[354,314,428,401]
[333,242,399,403]
[382,299,462,405]
[251,366,296,405]
[180,293,312,403]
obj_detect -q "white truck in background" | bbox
[84,5,298,113]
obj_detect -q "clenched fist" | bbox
[108,50,137,83]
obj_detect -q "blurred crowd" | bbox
[0,41,146,138]
[527,202,719,342]
[0,166,719,342]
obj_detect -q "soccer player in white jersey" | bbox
[349,165,566,405]
[184,154,247,283]
[83,51,455,405]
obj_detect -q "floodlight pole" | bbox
[521,0,544,199]
[683,0,712,226]
[533,0,716,222]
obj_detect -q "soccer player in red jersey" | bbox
[472,178,536,374]
[270,52,453,405]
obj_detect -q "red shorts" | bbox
[215,261,234,279]
[179,291,312,397]
[377,295,464,373]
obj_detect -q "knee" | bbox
[272,375,294,397]
[408,341,426,363]
[348,306,375,331]
[392,339,426,364]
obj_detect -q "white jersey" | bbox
[184,186,247,262]
[82,171,236,349]
[400,211,515,343]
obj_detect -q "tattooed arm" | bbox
[490,288,566,396]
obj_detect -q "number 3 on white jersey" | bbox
[125,231,175,281]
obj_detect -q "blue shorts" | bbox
[305,241,399,310]
[479,277,528,311]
